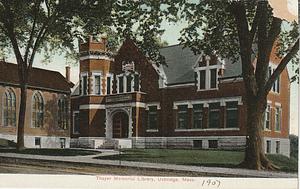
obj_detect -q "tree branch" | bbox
[24,1,41,63]
[262,38,299,97]
[229,1,258,97]
[249,3,260,44]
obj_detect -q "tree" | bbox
[177,0,299,170]
[0,0,173,150]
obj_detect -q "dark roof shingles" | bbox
[159,45,242,84]
[0,62,71,93]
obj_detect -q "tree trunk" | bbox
[240,98,279,170]
[16,83,27,151]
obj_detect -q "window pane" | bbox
[82,76,87,95]
[74,113,80,133]
[95,75,101,95]
[107,77,111,95]
[200,70,206,89]
[126,75,132,92]
[134,74,140,91]
[177,105,188,129]
[226,101,238,128]
[210,69,217,88]
[118,76,124,93]
[209,103,220,128]
[264,105,271,130]
[193,104,203,129]
[148,106,158,129]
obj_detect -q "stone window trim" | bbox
[31,91,44,128]
[173,97,243,110]
[57,95,69,130]
[80,72,88,96]
[146,105,159,130]
[2,87,17,127]
[274,106,282,132]
[91,71,103,96]
[72,111,80,134]
[173,97,242,131]
[145,102,161,110]
[264,101,272,131]
[116,72,141,94]
[106,73,114,95]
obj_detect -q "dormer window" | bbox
[194,56,224,91]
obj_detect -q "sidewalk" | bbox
[0,151,297,178]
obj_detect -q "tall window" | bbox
[147,106,158,130]
[226,101,238,128]
[58,97,69,130]
[94,75,101,95]
[208,103,220,128]
[199,70,206,89]
[276,141,280,154]
[177,105,188,129]
[106,77,111,95]
[193,104,203,129]
[3,89,16,127]
[275,107,281,131]
[126,75,132,92]
[266,140,271,153]
[264,105,271,130]
[269,66,280,93]
[134,74,140,91]
[73,112,80,134]
[82,75,88,95]
[210,69,217,88]
[32,92,44,128]
[118,76,124,93]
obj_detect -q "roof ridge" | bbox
[159,43,183,49]
[0,61,63,75]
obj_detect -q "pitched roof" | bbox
[0,61,72,93]
[159,45,242,84]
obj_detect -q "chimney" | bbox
[65,66,70,82]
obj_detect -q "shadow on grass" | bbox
[0,148,101,156]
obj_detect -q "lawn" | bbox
[0,148,101,156]
[95,149,298,173]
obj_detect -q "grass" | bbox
[95,149,298,173]
[0,148,101,156]
[267,154,298,173]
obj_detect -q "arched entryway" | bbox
[112,111,129,138]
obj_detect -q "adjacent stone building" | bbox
[71,37,290,157]
[0,61,72,148]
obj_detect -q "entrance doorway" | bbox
[112,112,129,138]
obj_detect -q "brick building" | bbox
[71,37,290,156]
[0,61,72,148]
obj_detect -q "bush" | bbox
[289,135,298,159]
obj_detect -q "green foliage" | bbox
[267,154,298,173]
[289,134,298,159]
[177,0,298,80]
[0,0,177,66]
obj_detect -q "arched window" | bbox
[32,92,44,128]
[2,88,16,127]
[58,97,69,130]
